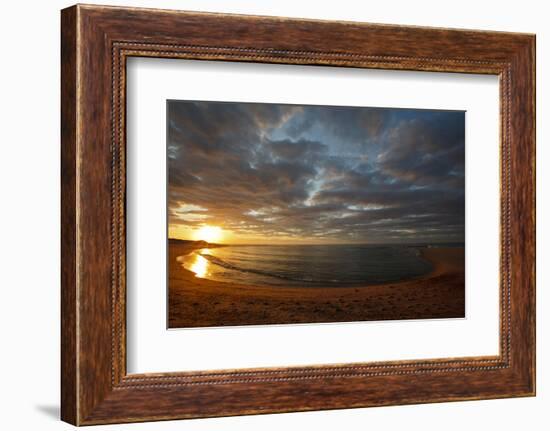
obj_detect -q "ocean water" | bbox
[179,244,438,288]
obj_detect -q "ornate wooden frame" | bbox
[61,4,535,425]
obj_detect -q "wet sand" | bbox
[168,240,465,328]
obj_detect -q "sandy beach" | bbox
[168,240,465,328]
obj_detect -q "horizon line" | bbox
[168,237,465,247]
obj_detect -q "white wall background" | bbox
[0,0,546,429]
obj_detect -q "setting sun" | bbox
[193,225,224,243]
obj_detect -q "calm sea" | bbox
[178,244,454,288]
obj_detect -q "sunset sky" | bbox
[167,100,465,245]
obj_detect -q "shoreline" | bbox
[170,239,461,287]
[168,240,465,328]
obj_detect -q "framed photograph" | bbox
[61,4,535,425]
[165,100,466,328]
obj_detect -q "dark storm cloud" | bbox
[377,112,465,185]
[267,138,328,161]
[168,100,465,244]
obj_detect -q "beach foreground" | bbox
[168,240,465,328]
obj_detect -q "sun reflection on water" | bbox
[188,249,210,278]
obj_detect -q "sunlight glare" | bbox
[194,225,223,243]
[190,254,208,278]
